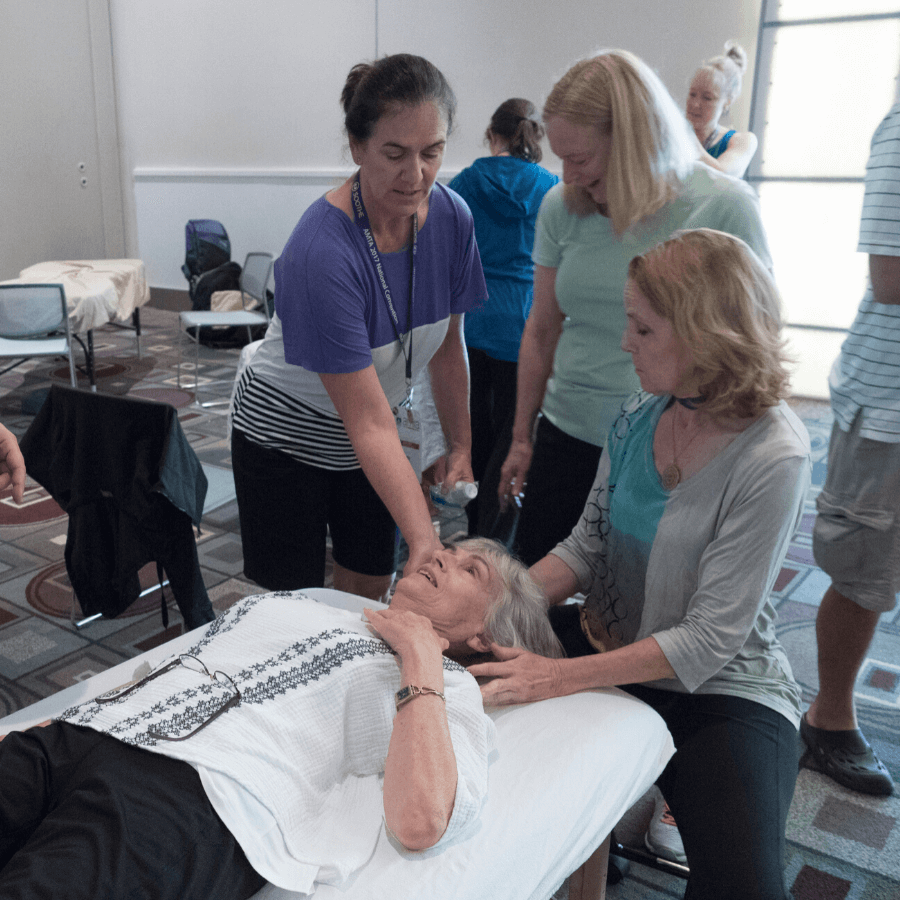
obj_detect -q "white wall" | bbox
[0,0,124,280]
[109,0,762,288]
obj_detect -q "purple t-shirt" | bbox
[278,182,483,372]
[231,183,487,469]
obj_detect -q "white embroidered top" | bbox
[61,593,495,894]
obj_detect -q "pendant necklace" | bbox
[661,404,704,491]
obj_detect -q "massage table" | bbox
[0,589,674,900]
[2,259,151,388]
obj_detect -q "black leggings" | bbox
[466,347,518,536]
[0,723,265,900]
[550,605,799,900]
[513,416,603,566]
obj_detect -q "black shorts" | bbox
[231,428,398,590]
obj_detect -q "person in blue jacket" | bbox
[449,99,558,535]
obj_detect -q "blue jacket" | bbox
[450,157,558,361]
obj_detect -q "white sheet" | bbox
[0,588,674,900]
[11,259,150,333]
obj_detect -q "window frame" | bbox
[745,1,900,396]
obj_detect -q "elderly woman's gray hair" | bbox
[455,537,565,659]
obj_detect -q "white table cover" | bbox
[13,259,150,333]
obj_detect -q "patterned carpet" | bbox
[0,308,898,899]
[0,307,266,717]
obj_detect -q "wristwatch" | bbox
[395,684,445,710]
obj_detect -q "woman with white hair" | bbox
[476,230,811,900]
[0,539,561,899]
[497,49,772,567]
[687,41,759,177]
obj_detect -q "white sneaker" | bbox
[644,787,687,864]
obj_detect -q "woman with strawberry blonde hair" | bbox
[478,229,810,900]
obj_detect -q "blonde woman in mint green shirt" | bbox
[497,49,771,566]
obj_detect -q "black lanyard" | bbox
[350,173,417,399]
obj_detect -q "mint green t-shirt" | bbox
[532,163,772,445]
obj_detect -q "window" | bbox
[748,1,900,397]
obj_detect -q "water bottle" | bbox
[429,480,478,509]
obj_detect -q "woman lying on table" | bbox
[0,539,561,900]
[472,229,812,900]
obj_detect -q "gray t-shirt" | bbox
[552,394,810,727]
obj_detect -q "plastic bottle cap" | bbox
[456,481,478,499]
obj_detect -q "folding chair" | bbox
[177,251,274,407]
[0,283,77,388]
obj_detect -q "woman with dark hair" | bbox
[231,54,487,600]
[448,99,558,534]
[473,230,811,900]
[496,50,772,567]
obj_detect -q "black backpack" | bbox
[181,219,241,310]
[181,219,260,348]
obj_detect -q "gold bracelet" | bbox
[395,684,445,710]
